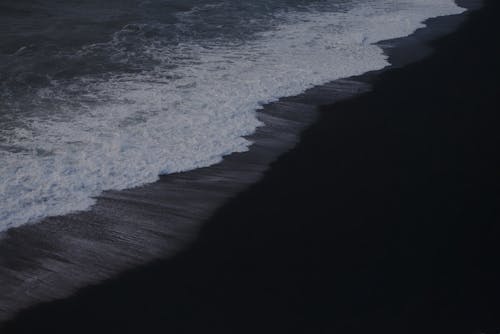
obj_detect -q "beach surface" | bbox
[2,0,499,333]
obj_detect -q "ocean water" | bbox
[0,0,465,230]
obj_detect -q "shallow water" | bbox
[0,0,465,230]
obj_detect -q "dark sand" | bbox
[2,0,499,333]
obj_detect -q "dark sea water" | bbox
[0,0,464,230]
[0,0,466,323]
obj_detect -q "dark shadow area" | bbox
[3,0,499,333]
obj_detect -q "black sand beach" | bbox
[2,0,499,333]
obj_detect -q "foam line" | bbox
[0,0,465,230]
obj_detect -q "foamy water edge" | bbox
[0,0,466,231]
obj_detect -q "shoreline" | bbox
[0,0,490,331]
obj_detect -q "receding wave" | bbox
[0,0,465,230]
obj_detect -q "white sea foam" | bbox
[0,0,465,230]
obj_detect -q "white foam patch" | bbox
[0,0,465,230]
